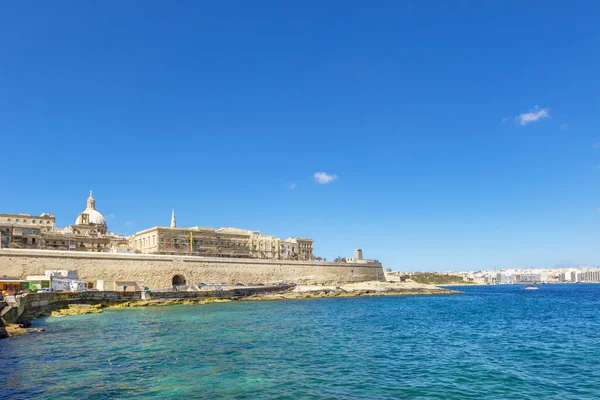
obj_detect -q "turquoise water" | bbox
[2,284,600,399]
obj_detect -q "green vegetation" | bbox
[410,273,468,285]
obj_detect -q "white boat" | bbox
[524,284,539,290]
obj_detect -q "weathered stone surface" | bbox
[0,285,296,326]
[0,249,385,288]
[1,323,45,338]
[51,304,103,317]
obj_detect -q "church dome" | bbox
[75,191,107,227]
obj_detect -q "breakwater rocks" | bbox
[1,323,45,338]
[243,281,461,300]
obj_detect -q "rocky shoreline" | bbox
[1,281,460,339]
[243,281,461,300]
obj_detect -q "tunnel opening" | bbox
[172,274,187,286]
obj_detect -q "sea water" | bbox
[2,284,600,399]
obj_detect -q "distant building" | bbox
[130,220,314,261]
[0,213,56,249]
[1,192,316,261]
[580,269,600,282]
[497,272,516,284]
[45,191,129,252]
[519,273,542,283]
[0,192,128,252]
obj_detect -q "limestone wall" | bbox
[0,249,385,288]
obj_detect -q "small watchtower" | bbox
[354,248,363,260]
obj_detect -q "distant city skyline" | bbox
[422,266,600,285]
[2,2,600,270]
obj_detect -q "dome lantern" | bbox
[87,190,96,210]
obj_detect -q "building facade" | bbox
[129,214,314,261]
[0,192,128,252]
[1,192,315,260]
[0,213,56,248]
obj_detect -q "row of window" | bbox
[168,240,247,247]
[135,236,157,249]
[2,218,52,225]
[132,236,312,251]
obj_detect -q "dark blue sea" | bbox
[2,284,600,399]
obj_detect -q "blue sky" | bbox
[1,1,600,271]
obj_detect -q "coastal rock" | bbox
[51,304,104,317]
[240,281,461,301]
[2,324,45,338]
[4,324,26,337]
[24,327,45,333]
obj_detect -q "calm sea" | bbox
[2,284,600,399]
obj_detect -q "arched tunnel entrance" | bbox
[172,274,187,286]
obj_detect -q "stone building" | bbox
[130,212,314,261]
[0,213,56,249]
[45,191,128,252]
[0,192,128,252]
[1,193,313,259]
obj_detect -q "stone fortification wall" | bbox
[0,249,385,288]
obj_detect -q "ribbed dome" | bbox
[74,191,107,227]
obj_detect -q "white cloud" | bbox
[517,106,550,125]
[289,183,297,190]
[108,213,115,219]
[125,221,133,226]
[593,143,600,149]
[313,172,338,184]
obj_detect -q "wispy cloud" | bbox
[560,123,568,131]
[593,143,600,149]
[313,172,338,184]
[289,182,297,190]
[516,106,550,125]
[108,213,116,219]
[125,221,133,227]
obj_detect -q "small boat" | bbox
[524,284,539,290]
